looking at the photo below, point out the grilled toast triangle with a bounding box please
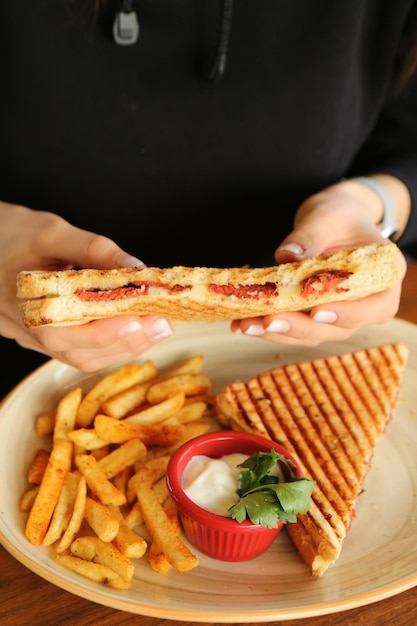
[215,343,408,576]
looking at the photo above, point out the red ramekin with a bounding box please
[166,430,304,562]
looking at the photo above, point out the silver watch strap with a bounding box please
[351,176,399,239]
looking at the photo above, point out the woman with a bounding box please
[1,0,416,396]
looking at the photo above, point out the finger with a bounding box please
[311,285,402,329]
[231,280,401,346]
[33,217,144,270]
[29,316,172,371]
[231,313,355,345]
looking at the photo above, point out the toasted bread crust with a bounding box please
[215,343,408,576]
[16,243,399,327]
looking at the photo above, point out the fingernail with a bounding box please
[313,310,338,323]
[265,319,290,333]
[278,243,305,256]
[116,253,145,268]
[147,318,172,342]
[119,320,143,337]
[244,322,265,336]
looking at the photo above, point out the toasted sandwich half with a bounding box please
[16,243,399,327]
[215,343,408,576]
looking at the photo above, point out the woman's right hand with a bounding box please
[0,201,173,372]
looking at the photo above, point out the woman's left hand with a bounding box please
[231,179,408,346]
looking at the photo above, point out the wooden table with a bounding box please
[2,263,417,626]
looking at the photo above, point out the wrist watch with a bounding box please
[351,176,399,239]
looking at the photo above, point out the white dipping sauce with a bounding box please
[182,453,248,515]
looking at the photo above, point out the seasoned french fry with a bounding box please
[124,391,185,425]
[77,363,149,427]
[112,466,132,496]
[54,387,82,441]
[97,438,147,479]
[108,506,147,558]
[147,541,171,574]
[52,552,130,590]
[70,536,135,583]
[101,381,151,419]
[35,413,55,436]
[84,497,119,542]
[56,476,87,552]
[176,419,211,443]
[67,428,109,451]
[27,449,50,484]
[91,445,111,461]
[124,501,143,530]
[163,401,207,425]
[25,438,73,545]
[134,456,199,572]
[19,486,40,512]
[127,469,169,505]
[147,495,180,574]
[161,354,204,377]
[94,414,185,446]
[75,454,127,506]
[43,472,80,546]
[146,373,211,404]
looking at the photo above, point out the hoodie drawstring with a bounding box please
[113,0,234,81]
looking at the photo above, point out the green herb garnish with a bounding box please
[228,449,315,528]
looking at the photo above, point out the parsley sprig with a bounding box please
[228,449,315,528]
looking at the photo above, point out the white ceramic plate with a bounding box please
[1,318,417,622]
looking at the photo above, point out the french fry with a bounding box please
[35,413,55,436]
[53,387,82,441]
[146,541,171,574]
[127,468,169,505]
[107,506,147,558]
[75,453,127,506]
[70,536,135,583]
[101,381,151,419]
[146,373,211,404]
[52,552,130,590]
[124,391,185,425]
[134,456,199,572]
[147,495,180,574]
[97,438,147,479]
[84,497,119,542]
[27,449,50,484]
[77,363,150,427]
[43,472,80,546]
[67,428,109,451]
[56,476,87,552]
[124,501,143,530]
[91,445,111,461]
[94,414,185,446]
[160,354,204,377]
[163,401,207,425]
[19,486,40,512]
[25,438,73,545]
[176,419,211,443]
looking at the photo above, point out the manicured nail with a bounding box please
[119,321,143,337]
[116,253,145,268]
[312,310,338,323]
[147,318,172,342]
[278,243,305,256]
[244,323,265,336]
[265,319,290,333]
